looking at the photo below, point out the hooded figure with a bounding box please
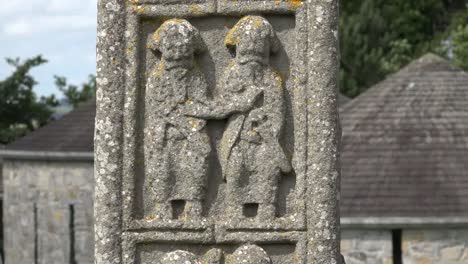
[159,250,201,264]
[231,244,272,264]
[219,16,292,220]
[144,19,210,220]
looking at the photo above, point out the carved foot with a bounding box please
[184,200,203,219]
[148,202,171,220]
[258,204,276,220]
[226,204,243,220]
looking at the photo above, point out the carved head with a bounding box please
[159,250,201,264]
[231,244,272,264]
[225,16,280,65]
[149,19,205,69]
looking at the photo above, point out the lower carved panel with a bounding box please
[136,243,299,264]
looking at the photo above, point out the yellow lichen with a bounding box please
[189,4,203,14]
[225,16,270,46]
[292,254,298,262]
[251,16,263,28]
[133,4,145,13]
[227,60,235,69]
[248,129,258,135]
[188,119,199,128]
[384,258,393,264]
[414,257,431,264]
[54,211,65,219]
[287,0,302,9]
[153,62,164,76]
[225,24,241,46]
[225,255,233,264]
[152,18,187,44]
[68,190,77,199]
[273,69,283,90]
[152,28,162,43]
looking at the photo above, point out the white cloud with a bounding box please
[0,0,97,97]
[3,19,30,35]
[3,15,96,36]
[47,0,84,12]
[1,0,97,36]
[0,1,22,14]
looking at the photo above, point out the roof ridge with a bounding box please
[340,53,468,114]
[5,99,96,152]
[398,53,462,74]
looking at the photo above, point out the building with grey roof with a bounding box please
[1,100,95,264]
[3,54,468,264]
[340,54,468,264]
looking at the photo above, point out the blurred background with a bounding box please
[1,0,468,263]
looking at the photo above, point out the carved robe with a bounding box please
[146,65,211,205]
[219,62,291,205]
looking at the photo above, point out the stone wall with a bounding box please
[3,160,94,264]
[403,229,468,264]
[5,158,468,264]
[341,229,393,264]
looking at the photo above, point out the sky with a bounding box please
[0,0,97,97]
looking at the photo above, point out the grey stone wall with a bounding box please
[403,229,468,264]
[341,230,393,264]
[3,160,94,264]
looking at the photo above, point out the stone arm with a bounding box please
[184,87,263,119]
[256,72,285,141]
[267,87,285,140]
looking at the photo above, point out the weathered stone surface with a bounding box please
[341,230,393,264]
[403,229,468,264]
[3,160,94,264]
[96,0,340,263]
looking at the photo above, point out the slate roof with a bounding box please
[6,92,348,154]
[6,99,95,152]
[338,93,351,106]
[340,54,468,218]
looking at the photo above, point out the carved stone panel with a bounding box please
[96,0,340,263]
[136,243,300,264]
[125,14,305,233]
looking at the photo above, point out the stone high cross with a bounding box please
[95,0,341,263]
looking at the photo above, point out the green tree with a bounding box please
[0,56,58,144]
[339,0,466,97]
[54,74,96,108]
[441,9,468,70]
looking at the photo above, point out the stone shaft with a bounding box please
[95,0,341,263]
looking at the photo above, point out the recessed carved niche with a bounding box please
[122,14,307,232]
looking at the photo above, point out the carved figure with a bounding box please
[159,250,201,264]
[159,249,223,264]
[219,16,292,220]
[145,19,210,220]
[201,248,223,264]
[231,244,272,264]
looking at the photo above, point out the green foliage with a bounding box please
[444,9,468,70]
[54,74,96,108]
[452,25,468,69]
[0,56,58,144]
[340,0,466,97]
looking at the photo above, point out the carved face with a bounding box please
[151,19,203,70]
[237,32,270,65]
[225,16,278,66]
[160,31,195,69]
[159,250,201,264]
[231,245,272,264]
